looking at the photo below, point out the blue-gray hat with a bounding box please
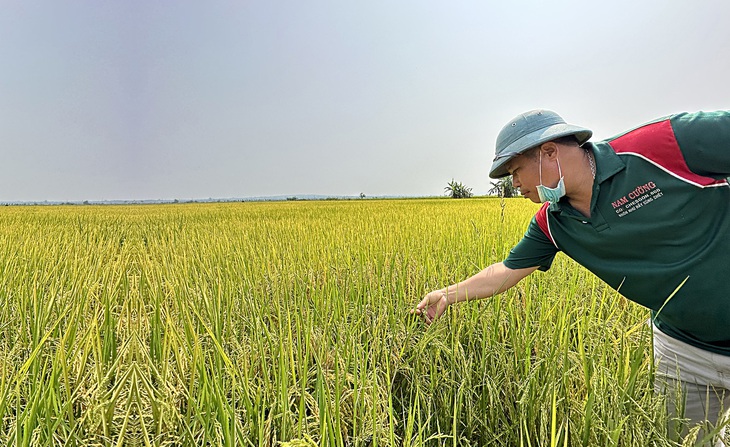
[489,109,592,178]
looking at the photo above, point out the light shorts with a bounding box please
[653,323,730,387]
[652,322,730,445]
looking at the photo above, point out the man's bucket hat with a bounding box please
[489,109,592,178]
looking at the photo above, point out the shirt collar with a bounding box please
[589,141,625,183]
[546,141,625,214]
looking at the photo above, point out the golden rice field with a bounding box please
[0,198,687,446]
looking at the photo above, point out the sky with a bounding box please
[1,1,729,202]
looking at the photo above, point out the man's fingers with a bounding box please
[411,305,431,325]
[414,291,447,326]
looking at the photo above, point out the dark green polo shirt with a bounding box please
[504,111,730,355]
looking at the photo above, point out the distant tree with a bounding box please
[360,192,366,199]
[444,179,473,199]
[488,176,518,198]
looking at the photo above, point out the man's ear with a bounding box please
[539,142,559,160]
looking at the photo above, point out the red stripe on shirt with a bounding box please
[535,202,554,245]
[609,119,726,187]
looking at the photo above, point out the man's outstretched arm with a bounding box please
[413,262,538,325]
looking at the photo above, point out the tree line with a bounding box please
[444,177,518,198]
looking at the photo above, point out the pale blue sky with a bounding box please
[1,1,728,201]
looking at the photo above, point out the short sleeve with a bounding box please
[671,111,730,178]
[503,215,560,271]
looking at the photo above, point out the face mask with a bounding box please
[535,151,565,203]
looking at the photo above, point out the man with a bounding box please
[414,109,730,443]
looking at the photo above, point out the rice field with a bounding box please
[0,198,693,446]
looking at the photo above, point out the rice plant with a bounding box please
[0,199,691,446]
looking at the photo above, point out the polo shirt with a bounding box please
[503,111,730,355]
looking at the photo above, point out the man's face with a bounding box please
[506,152,541,203]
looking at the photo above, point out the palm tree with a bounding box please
[488,177,518,198]
[444,179,473,198]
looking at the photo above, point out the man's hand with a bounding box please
[412,290,450,325]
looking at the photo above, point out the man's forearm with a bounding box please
[440,262,537,304]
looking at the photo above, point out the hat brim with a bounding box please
[488,124,592,179]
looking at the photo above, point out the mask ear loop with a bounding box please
[539,148,563,186]
[556,156,562,179]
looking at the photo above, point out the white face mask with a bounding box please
[536,150,565,203]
